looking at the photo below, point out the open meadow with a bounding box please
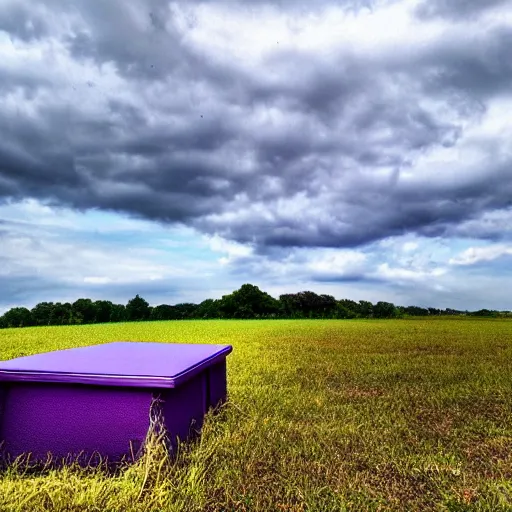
[0,318,511,511]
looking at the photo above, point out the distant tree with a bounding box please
[148,303,199,320]
[1,307,33,328]
[3,284,509,328]
[173,303,199,319]
[194,299,222,319]
[373,301,398,319]
[150,304,176,321]
[395,306,406,318]
[219,292,242,318]
[444,308,463,316]
[220,284,279,319]
[31,302,55,326]
[110,304,127,323]
[279,294,304,318]
[72,298,97,324]
[94,300,114,324]
[358,300,374,318]
[337,299,360,318]
[50,302,73,325]
[317,294,337,318]
[279,292,343,318]
[297,291,323,318]
[126,295,150,321]
[404,306,429,317]
[335,302,357,319]
[469,309,497,318]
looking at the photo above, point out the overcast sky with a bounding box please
[1,0,512,313]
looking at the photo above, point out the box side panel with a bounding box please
[160,371,208,447]
[207,359,228,410]
[0,384,7,443]
[0,383,152,463]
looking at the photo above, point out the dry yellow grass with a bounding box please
[0,318,511,511]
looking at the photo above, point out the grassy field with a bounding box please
[0,318,511,511]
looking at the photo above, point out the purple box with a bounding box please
[0,342,232,464]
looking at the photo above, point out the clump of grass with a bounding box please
[0,318,512,510]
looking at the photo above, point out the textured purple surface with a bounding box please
[1,384,152,462]
[0,342,232,388]
[0,342,232,463]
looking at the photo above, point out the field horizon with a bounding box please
[0,318,511,511]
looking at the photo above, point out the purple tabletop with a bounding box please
[0,342,232,388]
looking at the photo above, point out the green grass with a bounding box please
[1,318,512,511]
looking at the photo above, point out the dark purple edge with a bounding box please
[0,345,233,389]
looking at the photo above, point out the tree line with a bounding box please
[0,284,510,329]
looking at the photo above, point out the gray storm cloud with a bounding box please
[1,0,512,249]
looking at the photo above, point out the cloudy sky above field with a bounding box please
[1,0,512,313]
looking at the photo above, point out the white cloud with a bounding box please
[402,241,419,252]
[374,262,447,283]
[83,276,113,285]
[305,250,367,276]
[204,234,254,265]
[0,231,181,284]
[449,244,512,266]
